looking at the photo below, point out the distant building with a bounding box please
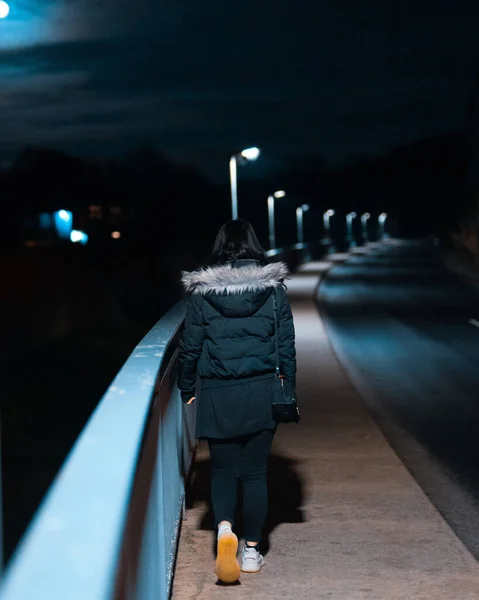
[23,205,132,247]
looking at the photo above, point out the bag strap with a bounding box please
[272,289,280,375]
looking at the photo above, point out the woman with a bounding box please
[178,219,296,583]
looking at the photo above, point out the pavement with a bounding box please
[171,243,479,600]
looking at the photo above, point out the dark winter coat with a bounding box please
[178,259,296,439]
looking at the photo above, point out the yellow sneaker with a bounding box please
[215,526,240,583]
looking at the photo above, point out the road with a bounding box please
[319,239,479,557]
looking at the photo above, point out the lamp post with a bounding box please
[379,213,388,238]
[346,212,357,238]
[323,209,335,232]
[267,190,285,250]
[229,146,261,220]
[296,204,310,245]
[361,212,371,238]
[323,209,335,243]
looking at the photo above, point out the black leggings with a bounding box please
[208,428,275,543]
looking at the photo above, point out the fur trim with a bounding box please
[181,262,289,295]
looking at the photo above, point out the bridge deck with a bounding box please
[171,260,479,600]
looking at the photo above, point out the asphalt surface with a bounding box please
[319,239,479,557]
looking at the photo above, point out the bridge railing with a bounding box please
[0,301,195,600]
[0,243,321,600]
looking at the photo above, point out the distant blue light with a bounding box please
[70,230,88,245]
[54,210,73,239]
[39,213,52,230]
[58,210,71,223]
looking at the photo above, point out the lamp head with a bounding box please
[0,1,10,19]
[240,147,261,161]
[274,190,286,198]
[70,230,88,245]
[58,209,71,222]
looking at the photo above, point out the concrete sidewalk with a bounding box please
[172,260,479,600]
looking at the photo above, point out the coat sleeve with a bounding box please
[178,295,206,403]
[277,286,297,388]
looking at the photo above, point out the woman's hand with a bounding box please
[187,397,196,405]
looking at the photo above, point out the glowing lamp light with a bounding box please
[111,231,121,239]
[54,210,73,240]
[70,230,88,245]
[240,147,260,161]
[379,212,388,224]
[274,190,286,198]
[361,212,371,223]
[301,204,310,211]
[325,209,335,217]
[0,1,10,19]
[58,209,71,222]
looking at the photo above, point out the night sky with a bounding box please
[1,0,479,180]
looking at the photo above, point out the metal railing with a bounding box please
[0,242,322,600]
[0,301,195,600]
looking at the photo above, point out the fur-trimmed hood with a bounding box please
[181,261,289,295]
[181,261,289,318]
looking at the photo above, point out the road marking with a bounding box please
[469,319,479,328]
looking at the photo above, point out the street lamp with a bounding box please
[323,209,335,236]
[229,146,261,220]
[268,190,286,250]
[296,204,310,245]
[361,212,371,238]
[378,213,388,238]
[346,212,357,238]
[240,147,261,161]
[0,2,10,19]
[70,230,89,245]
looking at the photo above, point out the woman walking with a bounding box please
[178,219,296,583]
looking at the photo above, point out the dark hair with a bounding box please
[211,219,268,265]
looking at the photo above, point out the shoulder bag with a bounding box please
[271,290,300,423]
